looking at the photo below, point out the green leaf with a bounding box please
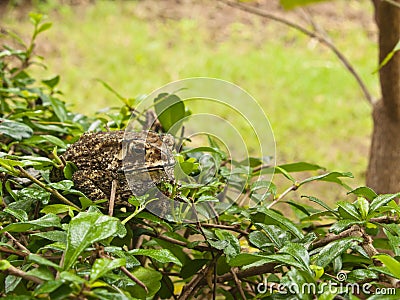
[254,223,291,248]
[3,207,28,222]
[299,171,353,188]
[274,166,295,182]
[384,228,400,256]
[154,93,185,134]
[369,193,400,213]
[278,162,325,172]
[90,258,126,283]
[329,219,363,234]
[40,204,77,215]
[18,186,51,205]
[5,274,21,293]
[180,146,227,159]
[281,268,311,300]
[337,201,361,220]
[279,242,310,272]
[63,161,78,180]
[355,197,369,220]
[285,200,312,216]
[248,230,274,249]
[315,237,362,268]
[59,270,86,284]
[254,207,304,239]
[42,75,60,89]
[0,118,33,140]
[264,253,306,270]
[229,253,268,267]
[37,22,52,34]
[40,134,67,148]
[373,254,400,279]
[48,180,74,190]
[63,212,121,270]
[180,259,208,279]
[48,96,67,122]
[0,260,11,270]
[215,229,241,262]
[280,0,329,9]
[129,267,162,298]
[347,269,378,282]
[31,230,67,243]
[34,280,63,296]
[29,12,43,25]
[28,254,61,270]
[26,266,54,281]
[0,213,61,233]
[129,249,182,266]
[347,186,377,201]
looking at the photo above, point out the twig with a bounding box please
[120,266,148,293]
[178,266,209,300]
[5,264,43,284]
[0,246,29,257]
[0,227,30,253]
[199,263,276,285]
[142,231,219,252]
[218,0,375,105]
[312,225,362,248]
[370,215,399,223]
[202,223,248,236]
[99,251,148,293]
[0,246,62,260]
[17,166,80,210]
[230,268,246,300]
[267,184,298,209]
[191,199,217,300]
[252,164,273,173]
[108,179,117,216]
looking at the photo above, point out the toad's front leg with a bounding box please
[72,170,114,201]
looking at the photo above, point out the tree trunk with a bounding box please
[366,0,400,193]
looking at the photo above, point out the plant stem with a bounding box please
[17,166,80,210]
[219,0,375,105]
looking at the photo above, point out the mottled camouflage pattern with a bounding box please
[60,131,175,203]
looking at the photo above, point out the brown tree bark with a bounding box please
[367,0,400,193]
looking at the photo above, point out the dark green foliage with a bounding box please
[0,13,399,300]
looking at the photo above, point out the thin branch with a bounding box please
[108,179,117,216]
[267,184,298,209]
[120,266,148,293]
[312,225,362,248]
[370,215,399,223]
[142,231,219,253]
[202,223,248,235]
[99,251,148,293]
[252,164,273,173]
[0,227,30,253]
[230,268,246,300]
[0,246,29,257]
[219,0,375,105]
[178,265,209,300]
[199,263,276,285]
[5,264,43,284]
[17,167,80,210]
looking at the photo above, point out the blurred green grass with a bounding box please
[3,0,378,193]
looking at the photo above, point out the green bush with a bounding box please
[0,13,399,300]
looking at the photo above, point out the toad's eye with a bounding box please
[128,144,145,156]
